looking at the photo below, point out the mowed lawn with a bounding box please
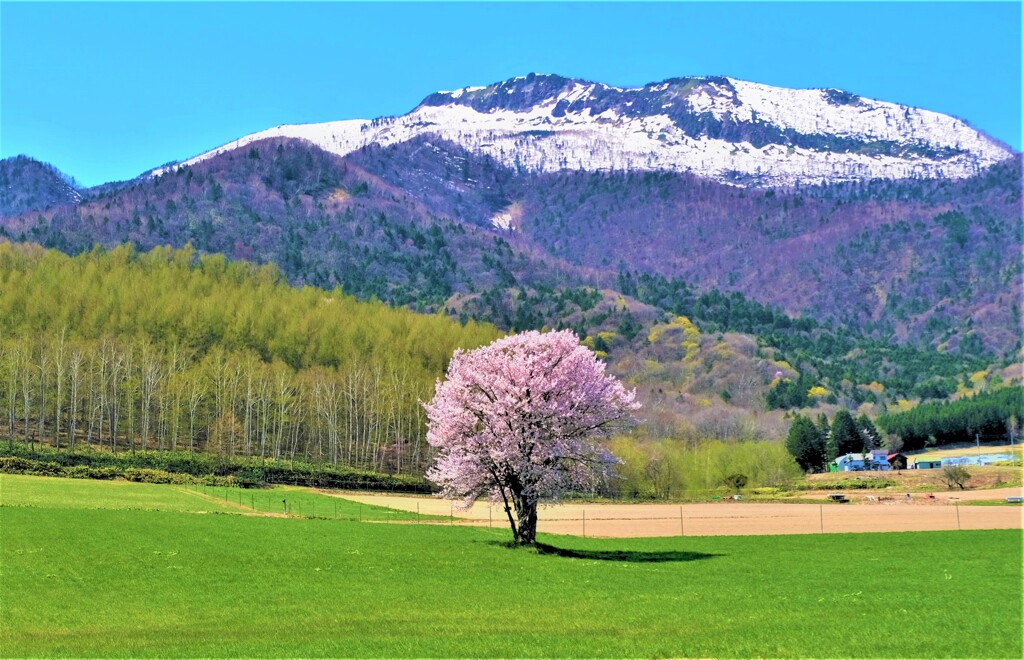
[1,475,1021,658]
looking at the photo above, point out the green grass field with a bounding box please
[181,482,440,521]
[0,474,240,513]
[1,475,1021,658]
[0,474,435,522]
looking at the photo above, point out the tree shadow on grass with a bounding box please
[483,539,721,563]
[534,542,721,563]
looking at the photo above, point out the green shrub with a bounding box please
[0,456,63,477]
[123,468,175,484]
[0,442,430,492]
[63,465,121,480]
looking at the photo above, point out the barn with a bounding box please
[887,453,907,470]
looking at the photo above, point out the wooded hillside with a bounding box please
[0,242,500,473]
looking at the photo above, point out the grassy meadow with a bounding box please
[1,474,1021,658]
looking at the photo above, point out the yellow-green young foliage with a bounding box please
[0,243,499,371]
[0,243,502,473]
[648,316,700,360]
[608,436,802,499]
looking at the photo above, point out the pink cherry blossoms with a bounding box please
[423,329,639,544]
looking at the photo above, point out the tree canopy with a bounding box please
[423,330,638,544]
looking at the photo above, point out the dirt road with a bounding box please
[332,489,1023,538]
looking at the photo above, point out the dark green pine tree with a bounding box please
[856,413,882,452]
[831,409,861,457]
[785,414,826,472]
[818,413,836,463]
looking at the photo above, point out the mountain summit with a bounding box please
[151,73,1013,187]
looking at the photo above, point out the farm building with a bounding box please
[940,454,1015,467]
[911,454,1015,469]
[830,452,891,472]
[887,453,907,470]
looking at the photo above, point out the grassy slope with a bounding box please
[0,474,238,514]
[802,465,1022,493]
[182,482,442,521]
[0,475,431,522]
[1,476,1021,658]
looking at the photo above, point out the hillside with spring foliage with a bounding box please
[0,243,500,473]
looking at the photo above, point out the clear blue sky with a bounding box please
[1,2,1020,187]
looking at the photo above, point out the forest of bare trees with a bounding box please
[0,243,500,474]
[1,335,443,472]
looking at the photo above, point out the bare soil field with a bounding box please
[333,488,1023,538]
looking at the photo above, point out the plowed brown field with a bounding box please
[332,487,1023,538]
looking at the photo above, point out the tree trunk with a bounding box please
[510,491,538,545]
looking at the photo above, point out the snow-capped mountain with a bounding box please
[151,73,1014,187]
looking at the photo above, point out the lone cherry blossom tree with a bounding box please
[423,330,639,544]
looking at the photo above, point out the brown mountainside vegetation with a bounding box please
[2,140,1019,357]
[0,140,1018,429]
[0,156,80,218]
[344,139,1022,355]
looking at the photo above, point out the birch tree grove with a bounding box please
[0,242,501,473]
[0,334,460,472]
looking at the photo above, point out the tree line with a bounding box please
[609,435,803,498]
[784,410,882,473]
[876,386,1022,451]
[0,242,500,473]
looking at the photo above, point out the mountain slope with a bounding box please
[0,138,578,307]
[151,73,1014,187]
[4,136,1020,357]
[0,156,81,217]
[342,138,1022,355]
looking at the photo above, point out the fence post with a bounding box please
[450,503,453,526]
[956,503,961,531]
[680,506,684,536]
[417,502,420,524]
[819,504,824,534]
[582,509,586,538]
[489,505,492,528]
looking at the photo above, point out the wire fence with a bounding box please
[180,483,1022,537]
[427,501,1022,537]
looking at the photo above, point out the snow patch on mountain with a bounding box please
[150,75,1014,187]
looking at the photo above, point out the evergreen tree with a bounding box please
[830,409,861,457]
[816,413,831,442]
[785,414,825,472]
[816,412,837,463]
[856,413,882,452]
